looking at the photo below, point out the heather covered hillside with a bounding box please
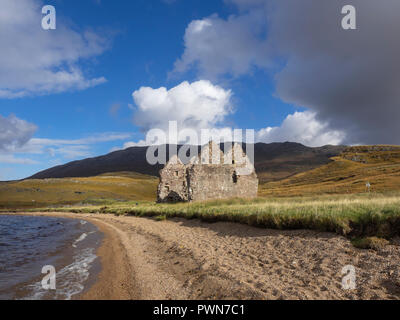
[28,142,345,184]
[260,146,400,197]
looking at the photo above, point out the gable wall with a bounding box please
[187,165,258,202]
[157,164,188,202]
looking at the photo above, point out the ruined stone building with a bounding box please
[157,141,258,202]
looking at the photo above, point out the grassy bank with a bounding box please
[11,192,400,241]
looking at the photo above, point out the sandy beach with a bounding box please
[6,212,400,300]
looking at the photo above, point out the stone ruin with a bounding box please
[157,141,259,202]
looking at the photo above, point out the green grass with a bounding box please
[0,172,158,209]
[154,215,167,221]
[351,237,390,250]
[3,146,400,246]
[10,192,400,241]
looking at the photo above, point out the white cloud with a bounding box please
[0,0,109,98]
[173,13,269,80]
[0,155,38,165]
[15,132,133,156]
[29,133,133,148]
[122,140,148,148]
[130,80,345,147]
[132,80,233,133]
[0,113,132,164]
[257,111,345,147]
[109,140,148,152]
[0,114,37,151]
[54,145,91,159]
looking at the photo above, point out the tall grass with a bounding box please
[20,192,400,239]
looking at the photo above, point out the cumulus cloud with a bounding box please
[0,114,37,151]
[0,0,109,98]
[173,12,269,80]
[257,111,345,147]
[129,80,343,147]
[175,0,400,145]
[132,80,233,133]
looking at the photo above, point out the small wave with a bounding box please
[23,248,97,300]
[72,233,87,248]
[80,220,87,225]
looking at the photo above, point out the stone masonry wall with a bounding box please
[157,142,259,203]
[157,159,189,203]
[186,165,258,202]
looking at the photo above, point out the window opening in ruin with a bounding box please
[232,171,238,183]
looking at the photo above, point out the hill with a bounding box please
[0,172,158,209]
[28,142,345,184]
[3,144,400,209]
[260,145,400,196]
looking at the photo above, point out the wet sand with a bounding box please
[5,212,400,300]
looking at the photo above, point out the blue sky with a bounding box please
[1,0,399,180]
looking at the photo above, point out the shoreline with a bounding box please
[2,212,400,300]
[77,214,137,300]
[0,212,137,300]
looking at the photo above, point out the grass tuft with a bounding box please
[154,215,167,221]
[351,237,390,250]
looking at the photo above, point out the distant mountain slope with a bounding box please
[260,145,400,196]
[28,142,346,183]
[254,143,345,182]
[30,146,159,179]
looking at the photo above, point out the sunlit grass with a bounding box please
[15,192,400,240]
[260,146,400,197]
[3,146,400,242]
[0,172,158,208]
